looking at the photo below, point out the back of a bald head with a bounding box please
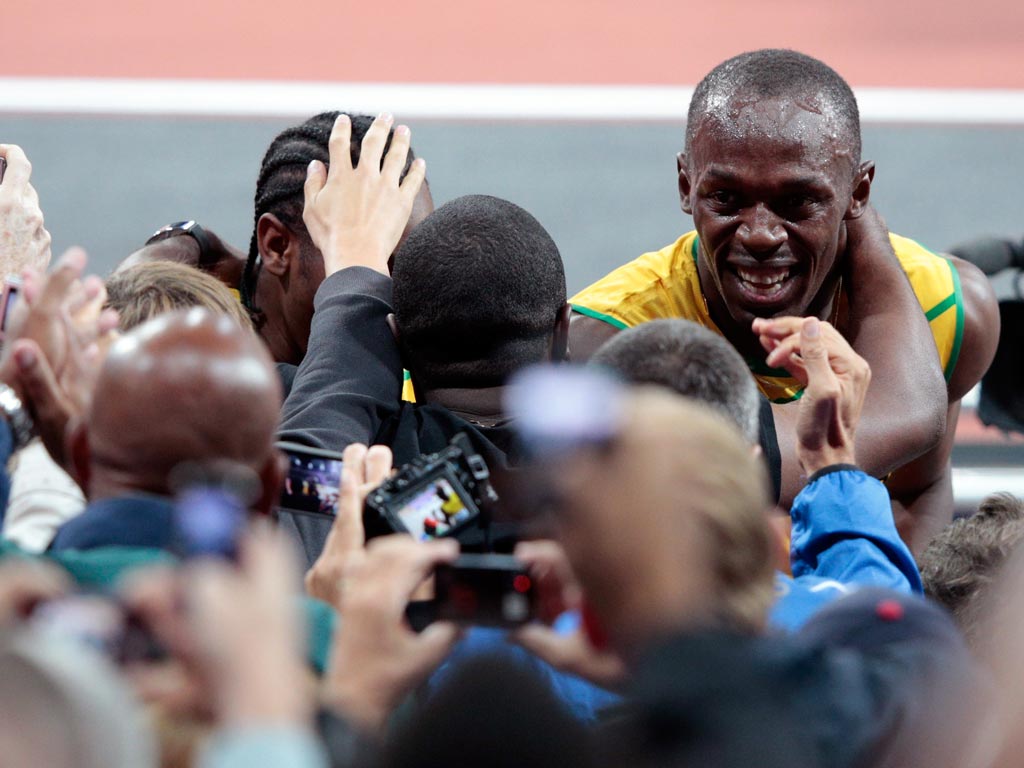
[88,308,282,488]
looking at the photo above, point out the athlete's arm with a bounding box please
[885,258,999,552]
[569,312,621,362]
[765,209,948,504]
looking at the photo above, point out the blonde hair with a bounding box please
[622,388,775,633]
[105,262,252,332]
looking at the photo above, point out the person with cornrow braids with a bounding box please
[121,112,435,375]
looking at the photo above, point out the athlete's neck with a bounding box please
[254,280,304,366]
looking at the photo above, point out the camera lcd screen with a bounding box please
[280,446,343,515]
[394,474,475,541]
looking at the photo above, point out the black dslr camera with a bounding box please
[363,433,498,543]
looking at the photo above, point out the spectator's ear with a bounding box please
[66,418,91,495]
[253,448,287,518]
[550,303,572,363]
[256,213,299,277]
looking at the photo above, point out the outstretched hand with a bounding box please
[323,535,460,732]
[302,113,426,277]
[753,316,871,475]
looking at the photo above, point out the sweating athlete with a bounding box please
[570,50,999,553]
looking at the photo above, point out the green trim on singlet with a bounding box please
[771,388,805,405]
[571,304,630,330]
[403,369,411,381]
[691,236,701,262]
[944,258,965,383]
[924,292,957,322]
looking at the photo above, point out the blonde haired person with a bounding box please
[105,261,253,332]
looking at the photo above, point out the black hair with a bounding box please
[391,194,566,389]
[686,49,861,166]
[240,111,415,318]
[590,319,761,444]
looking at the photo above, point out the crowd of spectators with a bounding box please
[0,47,1020,767]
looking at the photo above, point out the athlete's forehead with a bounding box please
[688,93,857,184]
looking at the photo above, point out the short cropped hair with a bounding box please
[686,49,862,166]
[590,319,760,444]
[105,261,253,332]
[919,493,1024,646]
[391,195,566,388]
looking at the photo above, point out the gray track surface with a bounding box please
[1,116,1021,292]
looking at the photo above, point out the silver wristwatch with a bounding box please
[0,383,35,452]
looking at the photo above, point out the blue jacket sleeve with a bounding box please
[790,466,923,595]
[276,268,403,450]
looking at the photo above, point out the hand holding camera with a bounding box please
[324,534,461,731]
[304,442,394,607]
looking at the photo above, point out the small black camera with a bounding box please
[363,433,498,542]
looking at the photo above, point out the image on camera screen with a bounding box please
[397,477,474,540]
[281,451,342,515]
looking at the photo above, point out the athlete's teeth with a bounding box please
[738,268,789,286]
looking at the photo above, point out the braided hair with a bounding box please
[240,111,416,320]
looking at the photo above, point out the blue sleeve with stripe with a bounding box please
[790,467,923,595]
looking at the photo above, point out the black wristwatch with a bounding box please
[145,221,214,267]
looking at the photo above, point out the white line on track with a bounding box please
[2,78,1024,124]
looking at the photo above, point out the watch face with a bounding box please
[148,221,196,242]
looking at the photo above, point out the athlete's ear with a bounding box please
[677,152,694,215]
[257,213,299,277]
[844,161,875,220]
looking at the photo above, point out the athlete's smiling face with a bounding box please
[679,94,871,330]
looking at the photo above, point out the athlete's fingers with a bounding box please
[751,316,804,340]
[765,334,803,370]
